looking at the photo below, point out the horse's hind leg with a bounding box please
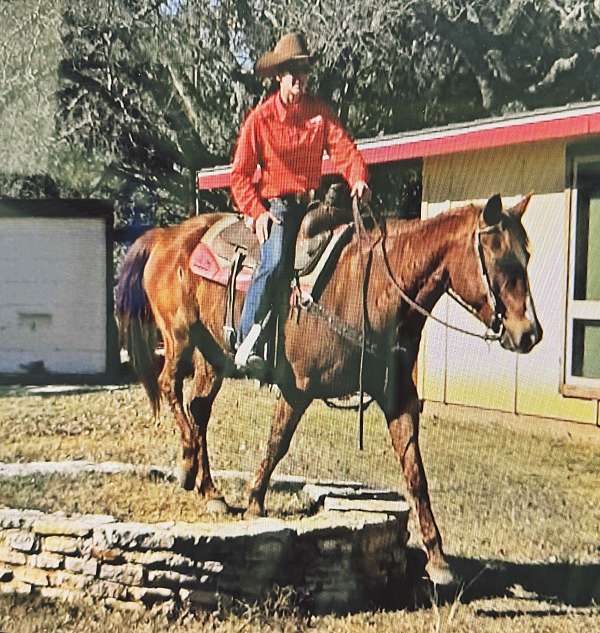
[384,390,455,586]
[158,329,199,491]
[188,350,223,499]
[246,393,310,517]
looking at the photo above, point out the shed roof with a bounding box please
[197,101,600,191]
[0,199,113,220]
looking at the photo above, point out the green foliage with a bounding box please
[4,1,600,224]
[0,174,60,199]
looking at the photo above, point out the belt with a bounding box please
[278,191,312,206]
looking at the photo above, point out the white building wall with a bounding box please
[0,217,107,374]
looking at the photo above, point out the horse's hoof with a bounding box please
[426,560,458,586]
[243,503,265,519]
[176,463,197,491]
[206,498,230,516]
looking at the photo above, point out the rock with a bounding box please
[147,569,199,589]
[64,556,98,576]
[0,566,13,581]
[124,550,197,573]
[323,497,410,517]
[29,552,63,569]
[40,586,79,602]
[0,579,32,595]
[12,566,49,586]
[49,570,95,590]
[99,563,144,586]
[43,536,80,555]
[88,580,128,600]
[8,531,39,553]
[94,523,175,551]
[128,586,174,605]
[33,518,93,538]
[0,545,27,566]
[0,508,45,530]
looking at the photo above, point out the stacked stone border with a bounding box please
[0,462,410,614]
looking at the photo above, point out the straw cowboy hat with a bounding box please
[255,32,314,78]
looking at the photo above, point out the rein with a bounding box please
[352,196,375,450]
[379,221,505,342]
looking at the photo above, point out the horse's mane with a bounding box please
[384,202,529,256]
[385,204,480,241]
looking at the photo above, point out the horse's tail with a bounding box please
[115,230,162,416]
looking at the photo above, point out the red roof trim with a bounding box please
[197,109,600,190]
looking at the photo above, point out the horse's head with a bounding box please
[451,194,543,353]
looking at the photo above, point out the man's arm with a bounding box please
[230,111,281,243]
[323,107,370,200]
[230,112,268,221]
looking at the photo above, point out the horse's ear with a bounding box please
[509,192,533,219]
[483,194,503,226]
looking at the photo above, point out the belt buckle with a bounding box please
[295,192,310,206]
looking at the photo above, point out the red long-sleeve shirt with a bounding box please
[230,92,368,219]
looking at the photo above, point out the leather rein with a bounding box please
[300,206,506,354]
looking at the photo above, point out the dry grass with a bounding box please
[0,471,309,523]
[1,379,599,632]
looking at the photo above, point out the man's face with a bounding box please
[277,63,310,105]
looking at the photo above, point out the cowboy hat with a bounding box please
[255,32,314,78]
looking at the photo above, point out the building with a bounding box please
[0,199,118,383]
[196,101,600,427]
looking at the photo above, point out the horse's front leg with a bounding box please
[246,393,310,517]
[188,351,223,500]
[385,391,455,586]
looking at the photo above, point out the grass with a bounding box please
[0,471,309,523]
[1,379,600,632]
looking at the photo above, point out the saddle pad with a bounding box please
[189,214,254,291]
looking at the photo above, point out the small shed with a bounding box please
[197,101,600,428]
[0,199,117,383]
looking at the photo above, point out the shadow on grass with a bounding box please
[453,555,600,607]
[404,550,600,613]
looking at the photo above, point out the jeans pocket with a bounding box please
[268,197,288,223]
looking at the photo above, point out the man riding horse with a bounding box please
[115,31,543,587]
[231,32,371,373]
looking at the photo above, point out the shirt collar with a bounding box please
[274,92,303,122]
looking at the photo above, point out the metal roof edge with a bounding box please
[196,100,600,185]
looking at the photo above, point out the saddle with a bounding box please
[190,201,354,293]
[189,200,355,352]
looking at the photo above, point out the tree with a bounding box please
[0,0,63,176]
[5,1,600,220]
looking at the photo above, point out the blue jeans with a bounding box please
[239,197,304,343]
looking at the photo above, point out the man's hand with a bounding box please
[255,210,282,244]
[351,180,371,204]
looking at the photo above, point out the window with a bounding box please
[565,156,600,392]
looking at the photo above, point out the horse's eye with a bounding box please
[499,258,525,283]
[490,235,502,251]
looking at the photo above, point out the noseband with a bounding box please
[447,222,505,338]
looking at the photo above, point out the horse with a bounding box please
[115,193,542,585]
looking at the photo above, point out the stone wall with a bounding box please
[0,504,410,614]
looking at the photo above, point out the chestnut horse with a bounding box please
[115,193,542,585]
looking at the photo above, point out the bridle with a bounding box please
[380,218,506,343]
[300,211,508,354]
[446,222,506,340]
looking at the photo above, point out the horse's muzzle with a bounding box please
[500,318,543,353]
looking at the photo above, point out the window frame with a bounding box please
[562,153,600,397]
